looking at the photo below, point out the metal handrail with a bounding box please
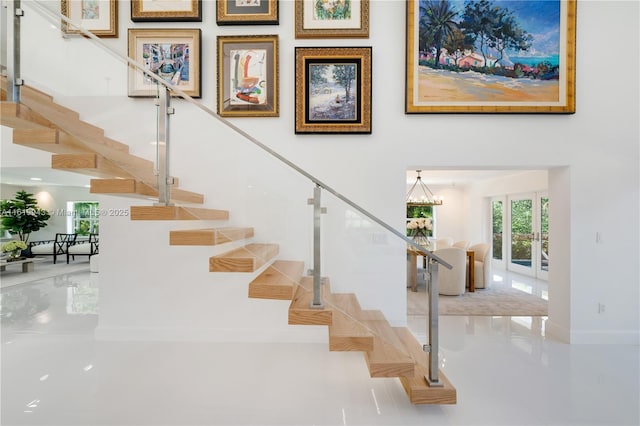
[25,0,451,269]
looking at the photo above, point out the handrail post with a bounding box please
[309,184,323,308]
[156,85,174,206]
[2,0,22,102]
[424,258,443,387]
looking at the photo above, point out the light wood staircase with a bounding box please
[1,81,456,405]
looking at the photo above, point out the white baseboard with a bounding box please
[569,330,639,345]
[541,320,638,345]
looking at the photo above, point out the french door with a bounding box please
[492,193,549,280]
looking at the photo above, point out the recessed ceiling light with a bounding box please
[30,177,42,181]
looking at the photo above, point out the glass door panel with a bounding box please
[491,198,505,270]
[507,193,548,279]
[537,194,549,280]
[509,196,534,276]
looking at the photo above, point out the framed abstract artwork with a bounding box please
[216,35,279,117]
[216,0,279,25]
[295,0,369,38]
[61,0,118,38]
[131,0,202,22]
[127,29,201,98]
[295,47,372,134]
[405,0,576,113]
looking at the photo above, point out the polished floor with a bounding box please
[1,262,638,425]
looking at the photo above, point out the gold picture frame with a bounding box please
[405,0,576,113]
[131,0,202,22]
[61,0,118,38]
[216,35,279,117]
[217,0,279,25]
[295,46,372,134]
[295,0,369,39]
[128,29,201,98]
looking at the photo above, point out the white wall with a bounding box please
[6,0,638,344]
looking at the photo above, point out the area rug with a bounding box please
[407,284,548,316]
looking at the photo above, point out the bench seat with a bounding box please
[29,233,77,264]
[67,233,99,264]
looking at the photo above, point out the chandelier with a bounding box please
[406,170,443,206]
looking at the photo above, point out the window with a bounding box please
[66,202,99,235]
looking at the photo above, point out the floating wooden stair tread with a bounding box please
[92,179,204,205]
[327,293,374,352]
[1,104,94,154]
[394,327,457,404]
[360,311,415,378]
[288,277,332,326]
[248,260,304,300]
[52,153,137,180]
[209,243,279,272]
[130,206,229,221]
[170,227,253,246]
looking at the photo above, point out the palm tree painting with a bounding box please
[407,0,576,113]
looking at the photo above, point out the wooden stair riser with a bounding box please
[130,206,229,221]
[170,228,254,246]
[52,153,136,179]
[328,310,375,352]
[209,243,279,272]
[326,293,374,352]
[288,282,332,326]
[359,312,415,378]
[394,328,457,405]
[248,260,304,300]
[91,179,204,205]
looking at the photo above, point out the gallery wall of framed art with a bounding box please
[59,0,580,131]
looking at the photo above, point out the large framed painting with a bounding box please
[406,0,577,113]
[217,0,279,25]
[131,0,202,22]
[61,0,118,37]
[295,47,372,134]
[216,35,279,117]
[295,0,369,38]
[128,29,201,98]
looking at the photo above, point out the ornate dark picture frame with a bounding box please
[295,46,372,134]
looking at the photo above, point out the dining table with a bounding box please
[406,246,474,293]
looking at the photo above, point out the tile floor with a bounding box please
[1,263,638,425]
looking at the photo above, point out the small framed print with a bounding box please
[217,0,279,25]
[295,0,369,39]
[61,0,118,38]
[131,0,202,22]
[128,29,201,98]
[216,35,279,117]
[295,47,372,134]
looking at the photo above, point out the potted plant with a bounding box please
[0,191,51,255]
[1,240,28,260]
